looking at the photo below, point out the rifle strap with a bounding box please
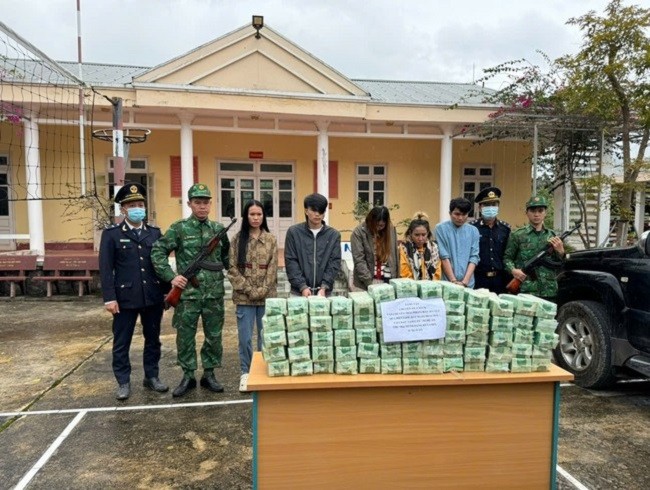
[197,260,224,272]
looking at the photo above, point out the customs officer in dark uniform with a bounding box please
[99,182,169,400]
[471,187,511,293]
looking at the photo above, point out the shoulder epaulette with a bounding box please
[499,220,511,228]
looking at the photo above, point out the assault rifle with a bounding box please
[506,221,581,295]
[164,218,237,309]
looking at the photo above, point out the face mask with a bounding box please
[126,207,146,223]
[482,206,499,219]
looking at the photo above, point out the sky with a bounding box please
[2,0,616,88]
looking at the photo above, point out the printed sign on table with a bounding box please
[381,297,446,343]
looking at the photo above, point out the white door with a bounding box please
[0,158,14,251]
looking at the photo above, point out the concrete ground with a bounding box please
[0,298,648,489]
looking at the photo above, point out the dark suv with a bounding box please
[554,230,650,388]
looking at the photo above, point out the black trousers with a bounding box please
[112,303,164,384]
[474,270,508,294]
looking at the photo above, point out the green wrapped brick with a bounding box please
[402,357,425,374]
[265,297,287,316]
[262,330,287,348]
[330,296,353,316]
[485,360,510,373]
[353,316,375,330]
[335,329,356,347]
[335,345,357,362]
[375,317,383,333]
[464,346,487,361]
[533,331,559,349]
[443,343,464,357]
[490,316,514,332]
[380,342,402,359]
[443,357,464,372]
[512,328,534,344]
[267,360,290,377]
[359,358,382,374]
[357,342,380,359]
[532,346,553,359]
[312,345,334,362]
[512,343,533,358]
[381,357,403,374]
[465,320,490,335]
[489,331,512,347]
[446,315,466,331]
[262,345,287,363]
[441,282,465,301]
[417,280,443,299]
[519,293,557,319]
[444,330,466,344]
[389,278,419,298]
[285,312,309,332]
[332,314,353,330]
[534,317,558,334]
[465,331,489,347]
[308,296,331,316]
[402,341,424,357]
[465,306,491,324]
[531,358,552,372]
[422,357,444,374]
[423,341,444,358]
[487,346,513,362]
[311,330,334,347]
[313,361,335,374]
[287,329,310,348]
[445,300,465,316]
[291,360,314,376]
[335,360,358,375]
[309,315,333,332]
[513,314,535,330]
[356,328,378,344]
[489,296,515,317]
[464,289,492,308]
[510,357,532,373]
[512,295,538,317]
[464,361,486,372]
[288,345,311,363]
[286,296,308,316]
[262,315,286,333]
[367,283,396,303]
[348,291,375,317]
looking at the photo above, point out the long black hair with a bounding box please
[238,199,269,271]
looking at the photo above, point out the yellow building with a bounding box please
[0,19,533,253]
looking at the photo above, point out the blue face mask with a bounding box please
[126,207,146,223]
[482,206,499,219]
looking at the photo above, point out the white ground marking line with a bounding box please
[14,410,88,490]
[0,398,253,418]
[560,383,575,387]
[557,465,590,490]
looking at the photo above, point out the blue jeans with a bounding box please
[236,304,265,374]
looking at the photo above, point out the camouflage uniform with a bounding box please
[151,215,230,377]
[503,224,561,299]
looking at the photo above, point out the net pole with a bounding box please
[112,98,125,217]
[77,0,86,195]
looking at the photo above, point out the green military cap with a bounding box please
[525,195,549,209]
[188,183,211,199]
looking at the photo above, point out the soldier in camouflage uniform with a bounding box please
[151,183,230,397]
[503,195,565,300]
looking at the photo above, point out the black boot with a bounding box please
[143,377,169,393]
[116,382,131,401]
[172,377,196,397]
[200,371,224,393]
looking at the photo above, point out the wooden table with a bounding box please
[248,352,573,489]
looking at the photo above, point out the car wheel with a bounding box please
[554,300,616,389]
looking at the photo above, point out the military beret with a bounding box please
[475,186,501,204]
[525,195,549,209]
[188,183,211,199]
[115,182,146,204]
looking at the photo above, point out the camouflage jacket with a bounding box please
[151,215,230,299]
[227,230,278,306]
[503,224,561,298]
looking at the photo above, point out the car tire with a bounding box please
[554,300,616,389]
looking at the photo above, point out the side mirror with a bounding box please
[639,230,650,256]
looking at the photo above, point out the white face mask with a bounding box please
[482,206,499,219]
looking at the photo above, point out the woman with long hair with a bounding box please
[350,206,400,290]
[227,200,277,391]
[399,211,441,281]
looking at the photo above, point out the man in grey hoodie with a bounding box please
[284,193,341,296]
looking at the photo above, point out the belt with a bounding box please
[478,271,499,278]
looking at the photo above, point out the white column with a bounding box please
[597,139,613,247]
[179,114,194,219]
[23,114,45,255]
[634,188,645,239]
[439,126,453,223]
[316,121,330,222]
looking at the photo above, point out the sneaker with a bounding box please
[239,373,249,392]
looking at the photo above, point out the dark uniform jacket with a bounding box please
[471,218,511,274]
[99,222,168,309]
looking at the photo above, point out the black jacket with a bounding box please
[284,221,341,295]
[99,222,168,309]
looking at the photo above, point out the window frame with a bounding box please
[355,163,388,206]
